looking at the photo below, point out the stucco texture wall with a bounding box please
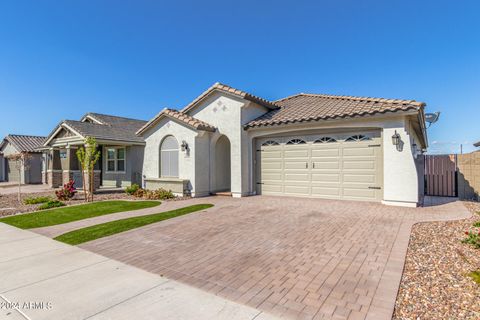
[102,145,144,187]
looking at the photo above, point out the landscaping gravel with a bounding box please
[393,201,480,320]
[0,191,135,217]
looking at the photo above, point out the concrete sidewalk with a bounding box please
[0,223,277,320]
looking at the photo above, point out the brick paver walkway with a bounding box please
[33,196,470,320]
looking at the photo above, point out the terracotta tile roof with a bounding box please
[1,134,46,153]
[181,82,279,113]
[245,93,426,129]
[137,108,216,135]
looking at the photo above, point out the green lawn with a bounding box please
[55,204,214,245]
[1,201,161,229]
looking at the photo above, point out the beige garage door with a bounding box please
[7,159,21,183]
[256,131,383,201]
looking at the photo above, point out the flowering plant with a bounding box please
[462,229,480,249]
[55,180,77,201]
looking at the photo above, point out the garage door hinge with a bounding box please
[368,186,381,189]
[256,182,264,185]
[368,144,381,147]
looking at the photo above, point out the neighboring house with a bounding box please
[0,134,46,184]
[137,82,428,207]
[41,113,146,189]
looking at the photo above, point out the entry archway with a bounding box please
[214,135,231,192]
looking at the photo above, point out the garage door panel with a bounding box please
[284,173,309,181]
[262,173,283,181]
[284,149,309,158]
[311,148,340,157]
[261,151,282,158]
[261,161,282,170]
[284,161,308,169]
[311,187,341,197]
[284,185,310,194]
[343,160,375,170]
[262,184,283,193]
[312,161,340,169]
[343,174,375,183]
[343,147,375,157]
[311,173,341,182]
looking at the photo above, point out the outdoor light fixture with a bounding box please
[391,131,401,146]
[181,140,188,152]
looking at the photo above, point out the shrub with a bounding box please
[131,188,175,200]
[473,221,480,228]
[56,180,77,201]
[125,184,140,195]
[132,188,146,198]
[24,196,53,205]
[462,229,480,249]
[38,200,66,210]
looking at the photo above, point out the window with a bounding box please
[286,139,306,145]
[345,134,371,142]
[314,137,337,143]
[262,140,279,146]
[160,136,179,177]
[106,147,126,172]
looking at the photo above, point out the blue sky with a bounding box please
[1,0,479,154]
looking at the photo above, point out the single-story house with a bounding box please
[41,113,146,189]
[137,82,428,207]
[0,134,46,184]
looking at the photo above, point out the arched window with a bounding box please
[314,137,337,143]
[262,140,279,146]
[160,136,179,177]
[345,134,371,142]
[286,139,306,145]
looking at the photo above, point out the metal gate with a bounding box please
[424,154,457,197]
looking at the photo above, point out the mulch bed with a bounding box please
[393,201,480,319]
[0,191,136,217]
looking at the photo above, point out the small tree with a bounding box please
[76,137,100,202]
[7,152,32,203]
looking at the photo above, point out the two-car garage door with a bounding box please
[256,131,383,201]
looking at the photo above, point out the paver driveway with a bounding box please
[40,196,470,320]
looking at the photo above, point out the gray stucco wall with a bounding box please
[102,145,144,187]
[0,140,43,184]
[0,154,4,181]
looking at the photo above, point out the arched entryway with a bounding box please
[214,135,231,192]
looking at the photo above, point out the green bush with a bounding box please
[24,196,53,205]
[125,184,140,195]
[462,229,480,249]
[144,188,175,200]
[131,187,175,200]
[38,200,66,211]
[473,221,480,228]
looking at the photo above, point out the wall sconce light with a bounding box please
[181,140,188,152]
[391,131,401,146]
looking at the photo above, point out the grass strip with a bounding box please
[1,201,161,229]
[54,204,214,245]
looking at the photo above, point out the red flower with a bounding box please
[465,231,469,235]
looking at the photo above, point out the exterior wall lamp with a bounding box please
[391,131,401,146]
[181,140,188,152]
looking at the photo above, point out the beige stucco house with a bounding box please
[138,83,428,207]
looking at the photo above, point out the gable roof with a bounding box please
[45,113,147,146]
[181,82,279,113]
[1,134,46,153]
[244,93,426,129]
[137,108,216,135]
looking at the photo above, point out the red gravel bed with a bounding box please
[393,201,480,319]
